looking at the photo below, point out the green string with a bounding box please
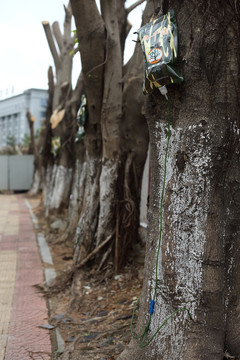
[153,97,171,302]
[130,98,192,348]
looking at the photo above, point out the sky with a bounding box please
[0,0,146,100]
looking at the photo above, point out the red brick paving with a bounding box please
[2,195,52,360]
[0,235,18,252]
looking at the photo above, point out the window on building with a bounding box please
[40,98,47,107]
[40,111,46,119]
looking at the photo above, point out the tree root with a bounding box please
[75,231,115,269]
[42,232,115,296]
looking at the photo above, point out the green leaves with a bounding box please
[69,30,79,57]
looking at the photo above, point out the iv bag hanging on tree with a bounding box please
[138,10,183,94]
[75,94,87,143]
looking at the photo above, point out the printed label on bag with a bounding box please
[147,48,163,64]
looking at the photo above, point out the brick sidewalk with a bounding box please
[0,194,52,360]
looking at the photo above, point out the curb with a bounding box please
[25,199,65,354]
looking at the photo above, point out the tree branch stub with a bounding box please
[126,0,146,15]
[42,21,61,70]
[52,21,63,52]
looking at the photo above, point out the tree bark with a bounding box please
[96,0,122,248]
[70,0,149,272]
[42,3,78,214]
[27,109,42,196]
[70,0,105,260]
[119,0,240,359]
[42,3,74,110]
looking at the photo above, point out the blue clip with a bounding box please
[149,300,155,315]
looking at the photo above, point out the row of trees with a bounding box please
[31,0,149,272]
[31,0,240,359]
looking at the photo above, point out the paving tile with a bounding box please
[0,194,52,360]
[0,242,18,252]
[0,250,17,360]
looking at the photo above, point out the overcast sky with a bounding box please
[0,0,145,100]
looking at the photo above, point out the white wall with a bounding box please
[0,155,34,190]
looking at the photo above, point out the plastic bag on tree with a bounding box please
[138,10,183,94]
[75,94,87,143]
[51,136,61,157]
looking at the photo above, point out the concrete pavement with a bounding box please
[0,194,52,360]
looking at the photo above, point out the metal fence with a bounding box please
[0,155,34,191]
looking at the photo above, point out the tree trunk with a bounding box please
[42,3,73,110]
[69,0,104,261]
[42,3,78,215]
[96,0,122,250]
[26,109,42,196]
[64,75,85,232]
[70,0,149,272]
[119,0,240,359]
[28,64,56,197]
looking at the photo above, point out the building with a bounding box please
[0,88,48,149]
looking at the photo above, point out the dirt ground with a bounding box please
[28,195,145,360]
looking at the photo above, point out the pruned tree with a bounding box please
[26,109,41,196]
[42,3,78,214]
[119,0,240,359]
[42,3,73,109]
[28,66,55,197]
[69,0,149,274]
